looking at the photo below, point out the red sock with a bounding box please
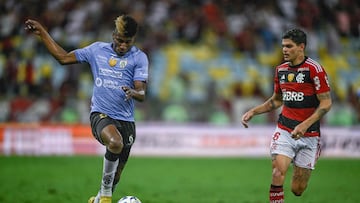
[269,184,284,203]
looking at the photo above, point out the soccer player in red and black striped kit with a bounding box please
[241,28,332,202]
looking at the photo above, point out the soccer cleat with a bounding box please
[88,196,96,203]
[88,196,98,203]
[99,196,112,203]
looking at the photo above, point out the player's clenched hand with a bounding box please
[122,86,135,101]
[24,19,44,35]
[291,124,306,140]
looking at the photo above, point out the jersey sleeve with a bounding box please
[273,66,281,94]
[74,42,97,63]
[310,65,331,94]
[133,52,149,82]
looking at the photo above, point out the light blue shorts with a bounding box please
[270,126,321,170]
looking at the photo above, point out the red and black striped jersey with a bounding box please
[274,57,330,137]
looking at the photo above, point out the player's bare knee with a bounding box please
[108,137,124,153]
[272,168,283,179]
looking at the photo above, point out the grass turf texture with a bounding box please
[0,156,359,203]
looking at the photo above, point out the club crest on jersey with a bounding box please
[296,72,305,83]
[287,73,295,82]
[119,59,127,69]
[108,57,117,67]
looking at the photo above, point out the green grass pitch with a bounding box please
[0,156,359,203]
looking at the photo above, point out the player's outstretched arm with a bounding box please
[241,92,283,128]
[25,19,77,65]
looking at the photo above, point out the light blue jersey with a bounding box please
[74,42,148,121]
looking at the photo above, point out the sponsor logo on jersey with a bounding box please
[99,68,123,78]
[103,79,122,89]
[95,77,122,90]
[282,91,304,101]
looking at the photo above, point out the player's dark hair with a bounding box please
[282,29,307,46]
[115,15,138,37]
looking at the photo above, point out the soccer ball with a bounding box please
[117,196,142,203]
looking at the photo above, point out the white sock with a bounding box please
[94,191,100,203]
[101,157,119,197]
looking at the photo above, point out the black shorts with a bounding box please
[90,112,136,162]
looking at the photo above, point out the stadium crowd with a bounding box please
[1,0,360,126]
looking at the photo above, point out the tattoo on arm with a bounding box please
[316,108,328,118]
[317,92,331,100]
[316,92,331,119]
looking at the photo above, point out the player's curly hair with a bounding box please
[282,28,307,46]
[115,15,138,37]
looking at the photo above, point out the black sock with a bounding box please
[105,149,119,161]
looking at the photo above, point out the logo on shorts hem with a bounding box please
[99,113,108,119]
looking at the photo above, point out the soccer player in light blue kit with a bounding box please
[25,15,148,203]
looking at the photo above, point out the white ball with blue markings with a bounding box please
[117,196,142,203]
